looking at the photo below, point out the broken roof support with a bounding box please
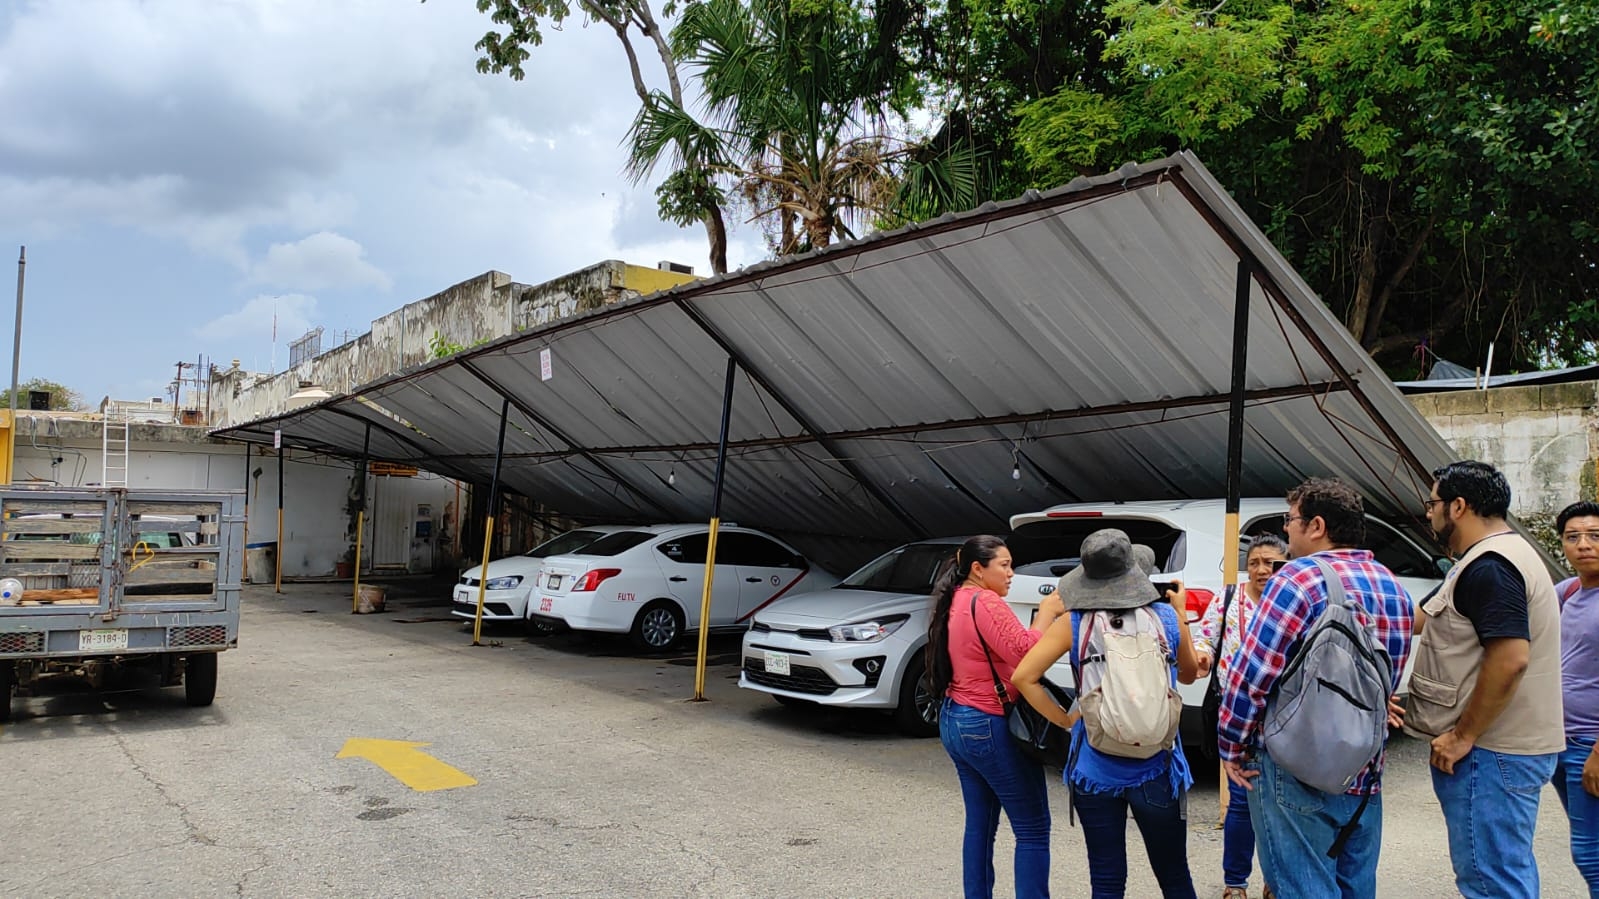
[471,397,511,648]
[692,357,738,702]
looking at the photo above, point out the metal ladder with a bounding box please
[102,402,130,487]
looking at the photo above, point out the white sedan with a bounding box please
[527,524,838,652]
[739,538,959,737]
[451,525,632,629]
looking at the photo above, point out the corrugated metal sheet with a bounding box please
[212,152,1457,558]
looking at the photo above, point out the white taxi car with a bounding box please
[739,538,960,737]
[527,524,838,652]
[451,525,632,629]
[1004,498,1448,745]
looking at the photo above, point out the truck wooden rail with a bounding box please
[0,486,244,722]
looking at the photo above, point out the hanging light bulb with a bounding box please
[1011,463,1021,481]
[668,468,676,487]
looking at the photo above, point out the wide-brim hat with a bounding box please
[1055,528,1159,611]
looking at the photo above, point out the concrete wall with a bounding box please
[213,262,698,428]
[1408,381,1599,519]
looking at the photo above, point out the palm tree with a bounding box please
[626,0,979,256]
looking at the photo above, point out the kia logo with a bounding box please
[1039,584,1055,595]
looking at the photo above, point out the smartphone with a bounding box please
[1152,580,1179,597]
[1272,558,1289,574]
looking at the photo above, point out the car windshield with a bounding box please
[838,542,955,593]
[1008,517,1186,578]
[524,529,610,558]
[570,531,654,557]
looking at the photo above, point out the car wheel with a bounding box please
[893,649,940,737]
[0,661,14,723]
[184,653,218,707]
[630,601,684,652]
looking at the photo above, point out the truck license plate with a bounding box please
[764,650,790,676]
[79,628,129,651]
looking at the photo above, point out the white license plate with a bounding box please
[79,628,129,651]
[764,650,791,676]
[546,574,562,590]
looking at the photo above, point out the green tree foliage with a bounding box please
[1014,0,1599,374]
[1,378,84,411]
[626,0,980,254]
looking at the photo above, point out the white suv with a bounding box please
[528,524,838,652]
[1004,499,1447,739]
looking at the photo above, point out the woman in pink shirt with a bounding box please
[927,535,1064,898]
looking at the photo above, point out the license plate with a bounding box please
[764,650,791,676]
[538,596,553,613]
[79,628,129,651]
[546,575,562,590]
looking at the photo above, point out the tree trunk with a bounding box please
[1362,215,1435,349]
[1346,214,1384,344]
[702,205,728,275]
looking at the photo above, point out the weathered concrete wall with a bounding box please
[213,262,697,428]
[1409,381,1599,519]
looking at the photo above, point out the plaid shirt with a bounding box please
[1217,548,1415,794]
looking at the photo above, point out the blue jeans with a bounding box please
[1431,745,1557,899]
[940,699,1051,898]
[1222,778,1256,888]
[1553,736,1599,897]
[1072,778,1196,898]
[1248,749,1383,899]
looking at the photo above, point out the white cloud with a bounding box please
[252,232,390,291]
[195,294,318,342]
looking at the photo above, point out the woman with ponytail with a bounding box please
[928,535,1066,898]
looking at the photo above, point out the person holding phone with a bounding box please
[1192,533,1289,899]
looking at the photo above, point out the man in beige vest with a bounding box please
[1402,460,1562,899]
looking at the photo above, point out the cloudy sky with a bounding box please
[0,0,767,406]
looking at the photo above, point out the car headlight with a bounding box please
[828,614,909,642]
[484,576,523,590]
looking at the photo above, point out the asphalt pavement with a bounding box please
[0,579,1587,897]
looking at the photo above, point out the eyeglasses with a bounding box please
[1564,532,1599,546]
[1282,515,1310,527]
[1422,498,1446,512]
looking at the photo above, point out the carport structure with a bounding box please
[212,152,1456,575]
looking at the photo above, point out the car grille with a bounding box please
[743,657,838,695]
[453,601,513,617]
[458,576,480,587]
[747,621,831,641]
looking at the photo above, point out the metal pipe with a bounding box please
[10,246,23,414]
[472,398,510,646]
[276,442,284,594]
[353,422,371,613]
[1219,258,1252,823]
[692,357,737,701]
[242,444,251,583]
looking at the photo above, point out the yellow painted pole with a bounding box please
[1219,509,1241,825]
[692,517,723,701]
[352,510,365,613]
[471,516,494,646]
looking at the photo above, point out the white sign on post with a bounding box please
[539,347,553,382]
[273,429,282,449]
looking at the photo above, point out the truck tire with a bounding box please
[0,661,14,723]
[184,653,218,707]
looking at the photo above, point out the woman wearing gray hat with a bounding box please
[1013,528,1200,899]
[927,535,1066,898]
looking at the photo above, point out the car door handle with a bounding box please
[669,576,688,582]
[745,577,763,583]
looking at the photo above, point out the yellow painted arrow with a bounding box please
[336,738,478,792]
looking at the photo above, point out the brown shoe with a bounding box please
[1262,885,1275,899]
[1221,888,1248,899]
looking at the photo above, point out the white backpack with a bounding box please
[1076,606,1183,759]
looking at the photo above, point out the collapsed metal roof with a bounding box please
[213,152,1456,557]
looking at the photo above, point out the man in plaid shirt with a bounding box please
[1218,477,1415,899]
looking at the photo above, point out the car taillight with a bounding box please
[1185,587,1217,619]
[572,568,622,592]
